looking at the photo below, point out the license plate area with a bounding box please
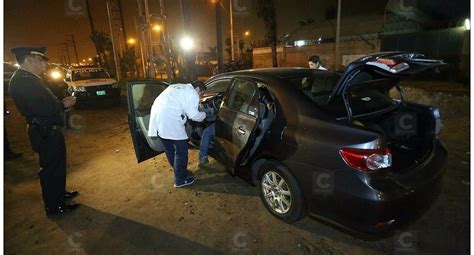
[96,90,106,96]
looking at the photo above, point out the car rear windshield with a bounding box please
[72,69,110,81]
[282,73,341,106]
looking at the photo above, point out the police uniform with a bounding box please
[9,47,78,216]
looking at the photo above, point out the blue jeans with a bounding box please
[199,123,215,159]
[159,137,189,183]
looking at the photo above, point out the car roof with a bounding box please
[68,67,105,72]
[216,67,341,80]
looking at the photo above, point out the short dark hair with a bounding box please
[191,80,206,90]
[308,55,320,63]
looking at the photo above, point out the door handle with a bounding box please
[236,126,246,135]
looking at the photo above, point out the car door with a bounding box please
[127,80,168,163]
[214,77,259,174]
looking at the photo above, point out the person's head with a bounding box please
[11,47,49,75]
[191,80,206,96]
[308,55,321,69]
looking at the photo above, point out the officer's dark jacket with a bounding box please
[9,69,65,125]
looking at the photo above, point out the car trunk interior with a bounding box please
[353,103,437,173]
[325,69,439,173]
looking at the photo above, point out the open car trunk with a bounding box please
[352,102,439,172]
[325,52,444,172]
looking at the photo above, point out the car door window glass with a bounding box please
[206,79,231,93]
[132,83,166,114]
[284,74,340,106]
[225,79,257,115]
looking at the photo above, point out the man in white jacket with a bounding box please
[148,80,206,187]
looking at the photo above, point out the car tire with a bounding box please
[257,160,306,223]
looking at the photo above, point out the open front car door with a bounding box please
[127,80,168,163]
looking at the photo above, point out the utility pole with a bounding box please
[159,0,172,82]
[117,0,128,50]
[64,43,71,64]
[107,1,121,80]
[144,0,153,78]
[85,0,102,66]
[216,1,224,73]
[335,0,341,70]
[66,34,79,64]
[230,0,234,61]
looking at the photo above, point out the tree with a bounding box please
[257,0,278,67]
[208,46,217,60]
[89,31,114,74]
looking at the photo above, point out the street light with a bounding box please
[127,38,136,45]
[244,31,250,37]
[153,24,162,32]
[180,36,194,51]
[88,57,93,62]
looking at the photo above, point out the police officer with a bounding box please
[9,47,79,216]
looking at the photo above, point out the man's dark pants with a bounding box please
[28,125,66,210]
[158,137,189,183]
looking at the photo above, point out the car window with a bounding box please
[132,83,167,114]
[225,79,257,115]
[206,79,231,93]
[283,73,340,106]
[72,69,110,81]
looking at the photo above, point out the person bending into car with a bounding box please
[148,80,206,188]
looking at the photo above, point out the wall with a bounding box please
[252,39,381,70]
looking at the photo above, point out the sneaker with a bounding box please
[174,176,195,188]
[198,157,209,167]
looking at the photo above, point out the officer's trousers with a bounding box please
[27,125,66,210]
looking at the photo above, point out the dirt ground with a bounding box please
[4,82,470,254]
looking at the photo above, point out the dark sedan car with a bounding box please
[127,52,447,233]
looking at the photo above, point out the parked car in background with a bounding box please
[127,52,447,234]
[64,67,121,107]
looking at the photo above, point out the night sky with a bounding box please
[4,0,470,63]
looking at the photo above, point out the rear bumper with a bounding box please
[307,140,447,234]
[74,88,121,105]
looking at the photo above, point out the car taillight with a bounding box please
[340,148,392,172]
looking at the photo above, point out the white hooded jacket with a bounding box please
[148,83,206,140]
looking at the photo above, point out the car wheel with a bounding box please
[257,160,306,222]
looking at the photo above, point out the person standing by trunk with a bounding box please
[9,47,79,216]
[148,80,206,188]
[308,55,327,70]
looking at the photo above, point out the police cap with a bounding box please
[11,47,50,63]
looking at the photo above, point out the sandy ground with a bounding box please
[4,83,470,254]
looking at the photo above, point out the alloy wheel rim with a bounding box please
[261,170,292,214]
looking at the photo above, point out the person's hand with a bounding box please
[63,96,77,108]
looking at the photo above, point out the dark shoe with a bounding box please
[174,176,195,188]
[46,203,80,217]
[5,152,22,160]
[198,157,209,167]
[64,190,79,200]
